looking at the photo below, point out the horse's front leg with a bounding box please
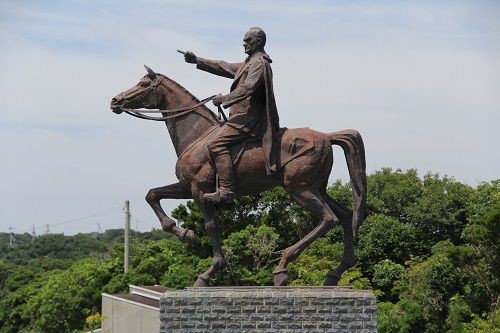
[145,182,198,245]
[192,184,226,287]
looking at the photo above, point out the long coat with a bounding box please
[196,51,280,174]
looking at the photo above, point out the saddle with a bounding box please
[202,127,316,172]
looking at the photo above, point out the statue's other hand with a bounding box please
[184,51,197,64]
[213,93,223,107]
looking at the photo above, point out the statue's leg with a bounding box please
[145,182,198,245]
[204,125,246,203]
[192,184,226,287]
[273,187,339,286]
[322,193,356,286]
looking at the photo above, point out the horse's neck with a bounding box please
[159,78,218,156]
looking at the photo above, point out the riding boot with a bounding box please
[204,153,236,203]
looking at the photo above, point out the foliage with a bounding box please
[288,238,341,286]
[24,259,114,332]
[372,259,405,301]
[357,214,423,276]
[221,224,280,285]
[463,307,500,333]
[85,311,106,332]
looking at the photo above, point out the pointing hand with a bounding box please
[184,51,197,64]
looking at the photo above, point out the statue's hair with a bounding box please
[248,27,266,47]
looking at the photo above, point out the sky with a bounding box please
[0,0,499,236]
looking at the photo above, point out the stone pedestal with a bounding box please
[160,286,377,333]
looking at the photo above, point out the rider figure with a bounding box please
[183,27,280,203]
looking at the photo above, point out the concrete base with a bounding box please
[101,285,169,333]
[160,286,377,333]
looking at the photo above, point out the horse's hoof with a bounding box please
[323,273,340,286]
[193,275,209,287]
[160,218,175,231]
[273,269,289,286]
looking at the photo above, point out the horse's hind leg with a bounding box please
[322,193,355,286]
[273,187,339,286]
[145,182,198,245]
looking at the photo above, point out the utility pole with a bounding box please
[31,225,36,244]
[97,223,102,234]
[124,200,130,273]
[9,226,13,248]
[44,224,50,235]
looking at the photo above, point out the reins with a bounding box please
[120,95,227,122]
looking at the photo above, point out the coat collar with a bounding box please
[245,50,272,63]
[231,51,272,88]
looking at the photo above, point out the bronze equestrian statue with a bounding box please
[110,27,367,287]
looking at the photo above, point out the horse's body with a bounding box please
[110,67,366,286]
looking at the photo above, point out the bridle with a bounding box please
[117,76,227,122]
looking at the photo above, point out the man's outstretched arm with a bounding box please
[183,51,241,79]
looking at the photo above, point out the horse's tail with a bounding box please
[328,129,367,237]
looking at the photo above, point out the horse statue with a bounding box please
[110,66,367,287]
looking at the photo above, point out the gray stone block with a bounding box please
[196,322,209,329]
[287,321,302,329]
[227,322,241,329]
[302,321,317,329]
[318,321,333,329]
[248,313,266,321]
[272,321,287,329]
[179,321,195,329]
[302,305,318,313]
[256,321,272,329]
[241,321,256,329]
[159,286,377,333]
[210,321,226,329]
[256,305,271,313]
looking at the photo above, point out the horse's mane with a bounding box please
[157,73,218,123]
[159,73,201,103]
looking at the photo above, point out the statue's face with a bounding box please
[243,31,260,55]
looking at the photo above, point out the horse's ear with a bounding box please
[144,65,157,77]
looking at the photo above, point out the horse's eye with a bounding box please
[140,81,150,87]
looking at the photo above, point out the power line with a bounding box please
[49,206,122,227]
[3,205,127,235]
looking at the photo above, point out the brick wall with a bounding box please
[160,286,377,333]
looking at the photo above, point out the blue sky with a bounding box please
[0,1,499,235]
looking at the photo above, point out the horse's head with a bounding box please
[110,65,164,114]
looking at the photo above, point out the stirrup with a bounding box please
[203,187,235,203]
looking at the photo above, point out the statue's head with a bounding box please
[243,27,266,55]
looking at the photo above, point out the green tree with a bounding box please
[357,214,423,276]
[366,168,422,221]
[25,259,114,332]
[221,224,280,285]
[406,173,474,246]
[372,259,405,301]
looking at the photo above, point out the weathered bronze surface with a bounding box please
[110,27,367,287]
